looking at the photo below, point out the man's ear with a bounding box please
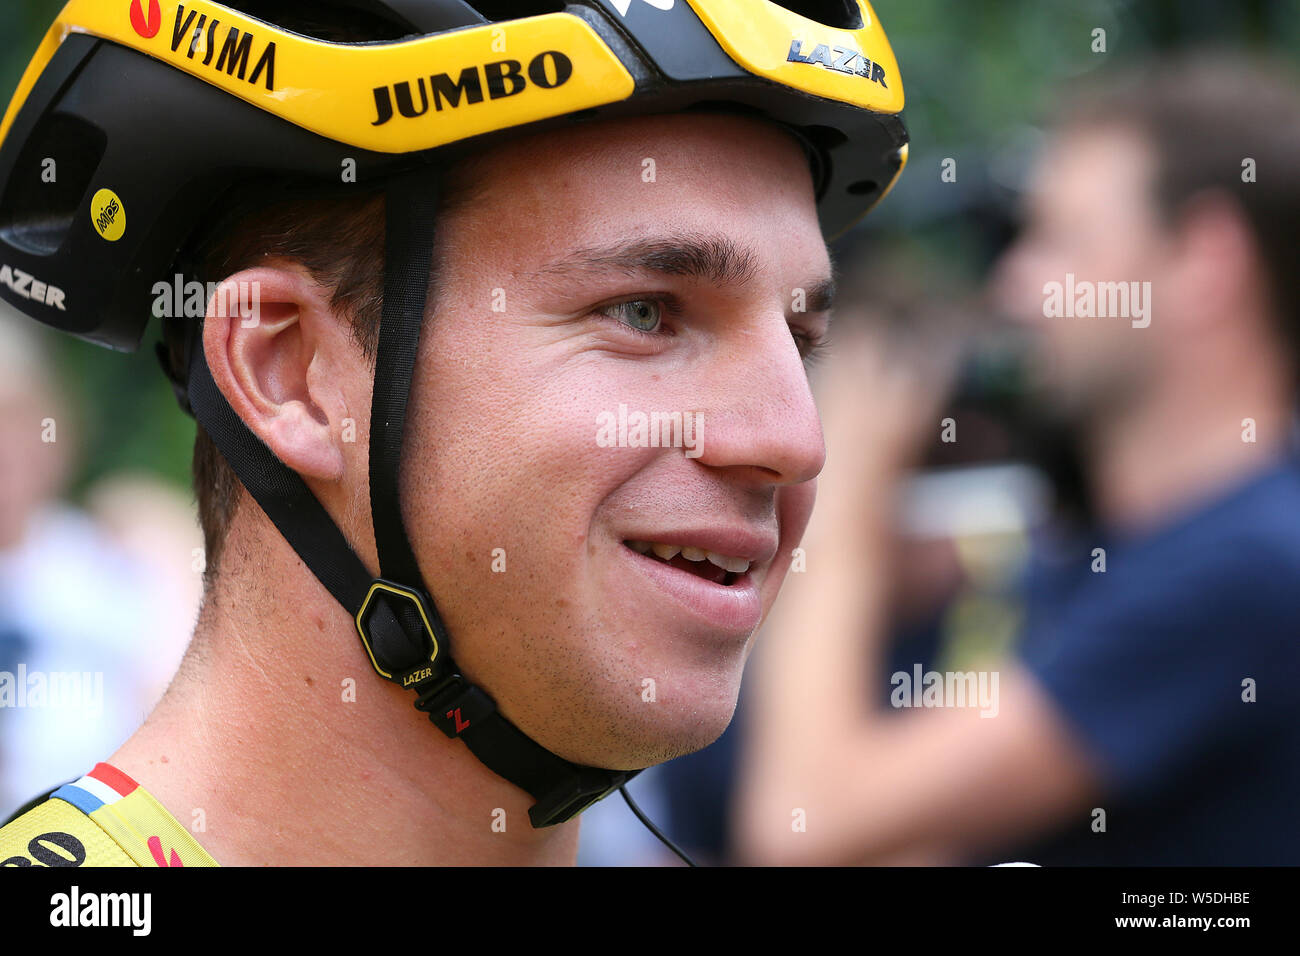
[202,265,352,483]
[1170,191,1265,330]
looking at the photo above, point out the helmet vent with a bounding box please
[215,1,421,40]
[471,0,566,20]
[0,112,106,256]
[770,0,864,31]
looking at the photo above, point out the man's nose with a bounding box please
[688,316,826,487]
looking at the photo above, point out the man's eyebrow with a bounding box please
[801,276,836,314]
[532,234,761,286]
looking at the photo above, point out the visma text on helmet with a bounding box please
[152,273,261,325]
[596,403,703,458]
[167,4,277,92]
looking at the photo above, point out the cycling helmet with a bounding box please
[0,0,907,828]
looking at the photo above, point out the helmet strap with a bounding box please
[183,168,641,827]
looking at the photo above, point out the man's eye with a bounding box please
[605,299,662,333]
[793,329,830,366]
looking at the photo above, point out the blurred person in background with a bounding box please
[734,54,1300,866]
[82,474,204,710]
[0,313,188,819]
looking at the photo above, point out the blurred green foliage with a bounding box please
[1,0,1297,501]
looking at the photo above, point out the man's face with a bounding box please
[401,113,830,768]
[992,123,1167,421]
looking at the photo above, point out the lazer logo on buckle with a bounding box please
[155,3,277,92]
[402,667,433,688]
[786,39,888,88]
[370,51,573,126]
[0,265,66,310]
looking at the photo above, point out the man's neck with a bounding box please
[109,525,581,865]
[1085,358,1293,537]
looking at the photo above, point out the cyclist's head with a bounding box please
[204,108,829,765]
[993,54,1300,422]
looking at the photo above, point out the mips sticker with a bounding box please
[91,188,126,242]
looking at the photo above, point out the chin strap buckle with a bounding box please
[526,767,642,829]
[412,671,642,827]
[354,579,442,683]
[356,578,644,828]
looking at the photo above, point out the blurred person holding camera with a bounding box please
[736,54,1300,866]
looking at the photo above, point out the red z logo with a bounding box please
[446,708,471,733]
[129,0,162,39]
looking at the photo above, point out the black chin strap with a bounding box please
[183,167,641,827]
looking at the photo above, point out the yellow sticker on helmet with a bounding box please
[90,188,126,241]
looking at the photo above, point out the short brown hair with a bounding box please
[188,190,384,574]
[180,170,482,577]
[162,2,480,577]
[1054,53,1300,378]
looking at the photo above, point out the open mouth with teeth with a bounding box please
[623,540,751,586]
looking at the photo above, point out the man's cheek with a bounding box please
[762,479,817,603]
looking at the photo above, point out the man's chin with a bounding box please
[547,692,742,771]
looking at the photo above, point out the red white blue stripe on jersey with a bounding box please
[52,762,139,816]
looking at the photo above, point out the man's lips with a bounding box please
[626,542,737,584]
[617,527,778,567]
[616,527,776,635]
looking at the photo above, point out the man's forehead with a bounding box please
[439,113,829,296]
[1030,123,1156,207]
[447,112,819,226]
[477,109,812,173]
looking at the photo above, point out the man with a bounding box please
[736,55,1300,866]
[0,0,907,865]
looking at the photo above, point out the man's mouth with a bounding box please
[623,540,751,586]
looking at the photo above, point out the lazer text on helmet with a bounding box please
[786,39,888,88]
[0,265,65,310]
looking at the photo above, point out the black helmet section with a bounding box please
[210,0,489,36]
[0,35,397,349]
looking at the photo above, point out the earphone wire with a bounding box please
[619,784,698,867]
